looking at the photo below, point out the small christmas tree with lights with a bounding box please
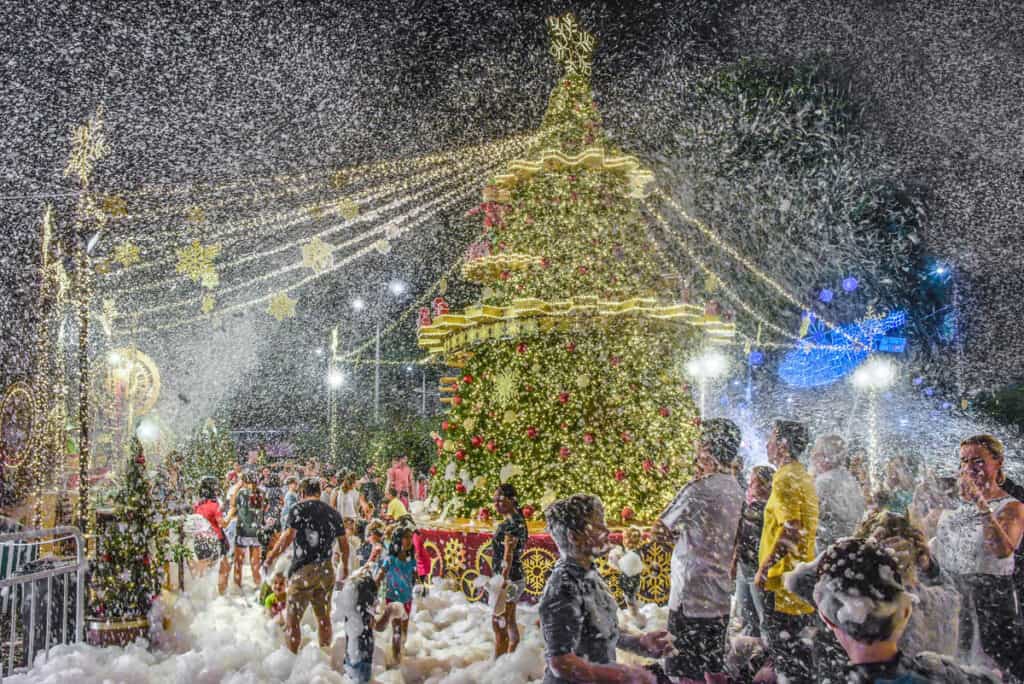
[88,437,163,621]
[419,14,734,523]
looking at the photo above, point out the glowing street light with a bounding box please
[350,297,366,312]
[685,350,730,415]
[852,357,898,488]
[388,279,408,297]
[327,368,345,388]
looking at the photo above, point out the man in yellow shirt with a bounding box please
[754,420,819,684]
[385,487,408,520]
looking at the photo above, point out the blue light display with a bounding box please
[777,310,908,388]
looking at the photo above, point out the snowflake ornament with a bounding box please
[200,294,215,314]
[546,13,596,77]
[176,240,221,288]
[301,236,333,274]
[113,241,141,268]
[267,292,297,321]
[338,199,360,220]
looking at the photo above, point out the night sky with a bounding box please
[1,0,1022,438]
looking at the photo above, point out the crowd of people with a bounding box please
[538,421,1024,683]
[180,427,1024,683]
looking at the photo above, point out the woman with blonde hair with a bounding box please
[933,434,1024,678]
[855,509,960,658]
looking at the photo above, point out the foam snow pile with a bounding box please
[9,572,666,683]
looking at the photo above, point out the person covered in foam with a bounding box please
[784,537,998,684]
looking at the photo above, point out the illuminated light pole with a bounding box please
[685,349,730,416]
[851,357,897,489]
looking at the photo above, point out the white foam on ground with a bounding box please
[10,571,669,683]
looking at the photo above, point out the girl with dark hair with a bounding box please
[229,469,266,591]
[492,483,528,658]
[377,526,416,665]
[193,475,230,594]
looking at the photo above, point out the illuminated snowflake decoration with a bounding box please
[186,206,206,224]
[175,240,221,289]
[338,198,360,220]
[546,13,596,77]
[331,170,348,189]
[113,241,141,269]
[200,295,215,314]
[443,538,466,576]
[492,371,516,405]
[301,236,333,274]
[63,105,109,187]
[267,292,297,321]
[101,195,128,218]
[373,239,391,255]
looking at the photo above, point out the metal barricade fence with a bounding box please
[0,526,87,682]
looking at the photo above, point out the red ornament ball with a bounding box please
[526,426,539,440]
[455,450,466,462]
[516,342,527,354]
[614,469,626,481]
[558,391,570,404]
[478,507,492,522]
[642,459,654,473]
[522,505,535,519]
[455,482,466,494]
[499,270,510,281]
[462,374,474,384]
[578,266,588,275]
[470,435,483,447]
[583,432,595,444]
[486,440,497,452]
[441,420,450,431]
[559,446,571,460]
[620,431,632,443]
[452,396,463,406]
[565,341,576,353]
[659,406,671,417]
[621,506,635,521]
[429,466,437,476]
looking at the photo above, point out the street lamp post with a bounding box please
[851,357,897,490]
[685,349,730,416]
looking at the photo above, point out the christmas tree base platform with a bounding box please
[85,617,149,647]
[417,520,671,605]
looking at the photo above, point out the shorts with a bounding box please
[235,533,261,548]
[505,579,526,604]
[287,560,334,622]
[194,536,226,561]
[664,609,729,679]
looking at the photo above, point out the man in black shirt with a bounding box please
[264,477,349,653]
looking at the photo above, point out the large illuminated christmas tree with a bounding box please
[419,14,734,523]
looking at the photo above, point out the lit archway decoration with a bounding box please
[103,348,161,416]
[0,382,37,469]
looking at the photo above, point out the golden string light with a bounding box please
[116,181,482,335]
[645,200,816,345]
[335,257,468,362]
[106,135,533,301]
[97,129,546,262]
[117,158,501,324]
[655,190,866,350]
